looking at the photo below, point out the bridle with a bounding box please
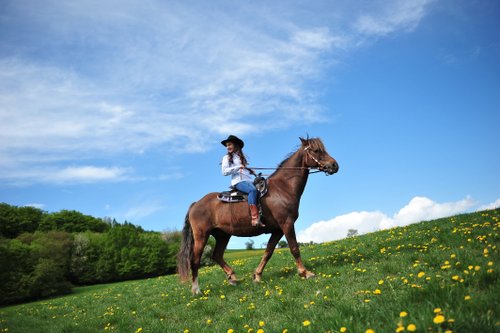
[303,146,327,173]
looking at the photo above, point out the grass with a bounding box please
[0,209,498,333]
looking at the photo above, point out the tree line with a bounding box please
[0,203,182,306]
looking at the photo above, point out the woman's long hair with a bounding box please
[227,143,248,166]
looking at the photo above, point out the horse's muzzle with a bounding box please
[321,161,339,175]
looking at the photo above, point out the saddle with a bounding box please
[217,176,268,203]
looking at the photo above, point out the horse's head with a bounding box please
[300,137,339,175]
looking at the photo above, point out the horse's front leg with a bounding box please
[253,230,284,282]
[283,224,315,279]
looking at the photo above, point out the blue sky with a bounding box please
[1,0,499,249]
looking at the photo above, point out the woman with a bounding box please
[221,135,265,227]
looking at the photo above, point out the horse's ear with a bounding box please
[300,137,308,145]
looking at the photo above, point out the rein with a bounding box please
[249,146,326,176]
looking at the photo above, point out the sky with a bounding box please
[1,0,499,249]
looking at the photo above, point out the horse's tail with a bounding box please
[177,202,196,282]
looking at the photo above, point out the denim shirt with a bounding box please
[221,153,253,186]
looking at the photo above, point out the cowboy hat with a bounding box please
[221,135,244,148]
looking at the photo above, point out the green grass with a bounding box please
[1,209,499,333]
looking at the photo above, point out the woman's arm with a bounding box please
[221,155,241,176]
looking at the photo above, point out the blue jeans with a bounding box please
[235,181,258,205]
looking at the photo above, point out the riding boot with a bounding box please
[249,204,265,227]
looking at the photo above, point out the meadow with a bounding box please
[1,209,498,333]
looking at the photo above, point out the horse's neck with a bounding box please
[271,150,309,199]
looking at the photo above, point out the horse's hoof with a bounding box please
[191,287,202,295]
[253,273,262,283]
[299,271,315,279]
[227,274,240,286]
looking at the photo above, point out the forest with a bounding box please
[0,203,185,305]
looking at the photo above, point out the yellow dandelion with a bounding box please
[257,329,264,333]
[378,280,384,285]
[282,330,288,333]
[373,289,381,295]
[206,319,212,325]
[407,324,417,332]
[228,329,234,333]
[400,311,408,317]
[220,295,226,299]
[135,328,142,333]
[259,321,265,327]
[433,315,446,324]
[434,308,442,314]
[396,326,404,333]
[340,328,347,332]
[303,320,311,327]
[418,271,425,278]
[366,329,375,333]
[464,295,471,300]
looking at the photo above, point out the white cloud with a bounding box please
[1,165,130,185]
[353,0,434,36]
[297,196,476,243]
[477,199,500,211]
[53,166,129,183]
[123,200,164,221]
[392,196,475,226]
[0,0,437,184]
[298,211,391,244]
[24,203,45,209]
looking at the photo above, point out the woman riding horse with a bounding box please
[178,136,338,294]
[220,135,265,227]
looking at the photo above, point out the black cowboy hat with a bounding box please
[221,135,244,148]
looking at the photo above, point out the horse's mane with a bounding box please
[270,137,326,178]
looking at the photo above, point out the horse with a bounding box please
[177,137,339,294]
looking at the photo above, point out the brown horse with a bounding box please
[177,137,339,294]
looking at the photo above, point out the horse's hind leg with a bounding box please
[211,231,238,285]
[191,231,209,295]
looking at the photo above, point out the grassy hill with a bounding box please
[1,209,498,333]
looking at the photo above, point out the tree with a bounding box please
[0,231,73,305]
[245,239,255,250]
[39,210,110,233]
[278,240,288,248]
[0,203,44,238]
[347,229,359,237]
